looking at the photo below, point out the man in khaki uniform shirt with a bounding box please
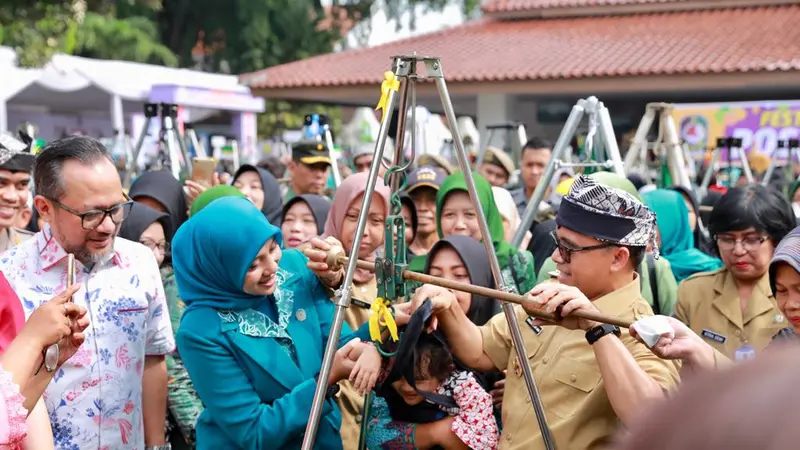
[0,133,35,254]
[676,267,785,360]
[410,175,680,450]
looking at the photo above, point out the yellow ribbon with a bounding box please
[368,297,399,343]
[375,71,400,121]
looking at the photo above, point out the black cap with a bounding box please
[0,132,34,172]
[292,140,331,166]
[406,166,446,193]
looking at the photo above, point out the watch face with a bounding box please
[44,344,59,372]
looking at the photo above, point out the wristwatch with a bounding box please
[145,445,172,450]
[585,324,621,345]
[314,374,341,399]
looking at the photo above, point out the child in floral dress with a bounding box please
[362,324,499,449]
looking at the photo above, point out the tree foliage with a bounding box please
[0,0,480,138]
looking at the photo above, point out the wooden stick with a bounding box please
[321,247,632,328]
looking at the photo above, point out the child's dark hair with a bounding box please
[413,334,455,381]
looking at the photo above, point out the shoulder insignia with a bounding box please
[682,267,725,282]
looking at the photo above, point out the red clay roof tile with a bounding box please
[241,5,800,89]
[482,0,692,13]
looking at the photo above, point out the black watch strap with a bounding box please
[585,324,621,345]
[314,374,341,399]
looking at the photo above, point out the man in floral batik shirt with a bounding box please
[0,136,174,450]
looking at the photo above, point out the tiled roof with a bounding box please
[241,5,800,89]
[482,0,692,13]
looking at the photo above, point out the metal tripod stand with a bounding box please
[123,103,192,188]
[514,96,626,245]
[301,55,556,450]
[624,103,693,191]
[477,121,528,166]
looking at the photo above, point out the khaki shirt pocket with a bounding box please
[545,357,601,419]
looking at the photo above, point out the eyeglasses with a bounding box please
[48,194,134,231]
[715,235,768,252]
[550,230,614,263]
[140,239,170,253]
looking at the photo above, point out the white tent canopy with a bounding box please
[1,49,255,133]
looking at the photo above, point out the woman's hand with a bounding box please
[490,371,506,407]
[630,315,715,369]
[20,284,86,352]
[409,285,456,332]
[328,338,360,385]
[184,173,221,205]
[349,343,382,395]
[305,237,345,289]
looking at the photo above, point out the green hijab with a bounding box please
[588,172,642,201]
[190,185,247,216]
[642,189,722,282]
[436,171,516,267]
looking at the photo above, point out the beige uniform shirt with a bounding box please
[335,278,377,450]
[676,268,785,360]
[480,277,680,450]
[0,227,34,253]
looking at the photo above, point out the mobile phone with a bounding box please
[67,254,75,302]
[192,157,217,187]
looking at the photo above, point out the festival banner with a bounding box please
[672,100,800,163]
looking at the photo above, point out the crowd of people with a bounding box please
[0,131,798,450]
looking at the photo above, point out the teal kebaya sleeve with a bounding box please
[177,326,332,450]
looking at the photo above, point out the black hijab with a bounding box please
[424,235,499,326]
[233,164,283,225]
[281,194,331,235]
[129,171,188,238]
[118,202,173,243]
[700,190,724,227]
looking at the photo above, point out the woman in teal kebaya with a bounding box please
[173,196,371,450]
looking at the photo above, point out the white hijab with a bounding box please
[492,186,531,249]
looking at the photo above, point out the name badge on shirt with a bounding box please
[734,345,756,362]
[525,316,543,335]
[701,329,727,344]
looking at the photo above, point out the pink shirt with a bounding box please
[0,364,27,449]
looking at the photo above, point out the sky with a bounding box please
[324,1,466,48]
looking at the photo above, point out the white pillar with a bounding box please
[477,93,516,151]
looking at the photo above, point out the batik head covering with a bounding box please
[769,225,800,296]
[172,196,281,311]
[557,175,658,256]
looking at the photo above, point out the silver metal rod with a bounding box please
[431,60,557,450]
[595,101,625,176]
[324,126,342,188]
[300,61,401,450]
[512,102,586,248]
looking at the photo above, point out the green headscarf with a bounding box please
[190,185,247,217]
[436,171,516,267]
[588,172,642,201]
[642,189,722,282]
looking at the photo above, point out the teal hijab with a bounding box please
[642,189,722,282]
[172,196,282,311]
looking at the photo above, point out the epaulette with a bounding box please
[683,267,725,282]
